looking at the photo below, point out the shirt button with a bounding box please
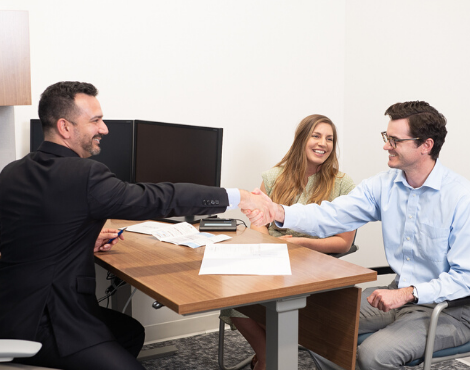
[409,215,413,219]
[403,278,407,282]
[407,237,410,241]
[407,257,410,261]
[413,194,416,197]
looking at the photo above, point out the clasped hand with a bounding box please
[240,188,279,226]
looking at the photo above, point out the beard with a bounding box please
[81,135,102,157]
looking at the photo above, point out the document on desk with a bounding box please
[125,221,230,248]
[151,222,231,249]
[125,221,167,235]
[199,244,292,275]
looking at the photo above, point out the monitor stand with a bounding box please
[155,214,215,224]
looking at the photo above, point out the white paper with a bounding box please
[151,222,231,249]
[125,221,167,235]
[124,221,230,248]
[162,233,231,249]
[199,243,292,275]
[152,222,199,240]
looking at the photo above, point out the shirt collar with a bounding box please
[37,141,80,158]
[393,159,442,191]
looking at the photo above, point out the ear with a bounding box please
[56,118,73,139]
[421,138,434,156]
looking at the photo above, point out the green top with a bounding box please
[262,166,355,238]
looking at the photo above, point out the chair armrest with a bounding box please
[446,296,470,308]
[0,340,42,362]
[328,243,358,259]
[368,266,394,275]
[420,295,470,367]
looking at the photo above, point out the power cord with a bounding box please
[121,287,137,314]
[234,218,247,228]
[97,272,127,307]
[299,345,323,369]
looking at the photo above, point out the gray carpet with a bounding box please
[140,330,470,370]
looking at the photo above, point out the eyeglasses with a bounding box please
[381,131,420,149]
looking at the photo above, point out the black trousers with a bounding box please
[14,307,146,370]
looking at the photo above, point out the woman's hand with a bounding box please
[278,235,305,246]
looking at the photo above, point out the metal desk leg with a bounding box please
[264,296,308,370]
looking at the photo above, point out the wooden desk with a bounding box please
[95,219,376,370]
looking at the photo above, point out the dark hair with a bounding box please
[384,101,447,160]
[38,81,98,133]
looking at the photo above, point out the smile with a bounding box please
[313,150,326,154]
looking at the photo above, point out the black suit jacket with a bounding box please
[0,141,228,356]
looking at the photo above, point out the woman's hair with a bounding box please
[270,114,339,206]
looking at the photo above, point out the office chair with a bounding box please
[357,266,470,370]
[217,233,359,370]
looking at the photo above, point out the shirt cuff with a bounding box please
[225,188,240,210]
[274,205,288,229]
[415,283,435,304]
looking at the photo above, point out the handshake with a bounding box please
[239,189,284,226]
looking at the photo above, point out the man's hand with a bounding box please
[94,228,124,252]
[239,188,279,226]
[367,287,415,312]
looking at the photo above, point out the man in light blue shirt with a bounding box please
[247,101,470,369]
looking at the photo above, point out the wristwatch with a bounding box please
[411,285,419,304]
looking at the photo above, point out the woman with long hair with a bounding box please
[220,114,356,370]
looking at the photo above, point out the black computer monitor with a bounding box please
[134,119,223,223]
[30,119,135,183]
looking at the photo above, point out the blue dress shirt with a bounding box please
[278,160,470,304]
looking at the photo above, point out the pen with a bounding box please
[107,227,127,244]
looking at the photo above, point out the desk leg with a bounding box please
[264,296,308,370]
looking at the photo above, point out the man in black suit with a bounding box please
[0,81,274,370]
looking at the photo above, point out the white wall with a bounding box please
[0,107,16,171]
[1,0,346,343]
[2,0,470,342]
[340,1,470,290]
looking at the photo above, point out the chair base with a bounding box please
[218,320,254,370]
